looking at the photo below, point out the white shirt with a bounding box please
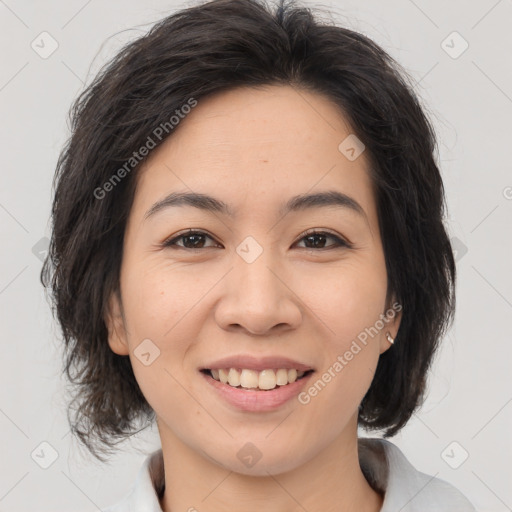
[103,437,476,511]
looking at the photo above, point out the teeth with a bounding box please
[219,368,229,384]
[228,368,241,387]
[259,369,276,390]
[240,369,259,388]
[209,368,307,390]
[276,368,288,385]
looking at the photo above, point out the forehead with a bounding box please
[131,84,377,229]
[157,84,355,161]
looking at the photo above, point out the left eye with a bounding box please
[162,229,350,250]
[295,230,349,250]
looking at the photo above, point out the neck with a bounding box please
[157,419,383,512]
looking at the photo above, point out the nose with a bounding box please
[214,247,302,336]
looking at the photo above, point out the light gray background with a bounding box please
[1,0,511,510]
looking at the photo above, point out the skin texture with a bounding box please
[106,84,402,512]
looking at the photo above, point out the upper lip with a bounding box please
[201,355,315,372]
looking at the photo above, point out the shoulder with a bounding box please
[102,449,165,512]
[359,437,477,512]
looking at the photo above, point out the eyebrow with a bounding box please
[143,190,368,222]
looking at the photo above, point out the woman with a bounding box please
[41,0,476,510]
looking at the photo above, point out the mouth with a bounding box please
[200,368,315,391]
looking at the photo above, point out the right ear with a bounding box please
[104,290,130,356]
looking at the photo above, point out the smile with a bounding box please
[203,368,314,390]
[200,367,315,412]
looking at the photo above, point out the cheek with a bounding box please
[122,269,199,416]
[305,261,387,347]
[297,261,385,406]
[122,259,206,340]
[119,264,204,402]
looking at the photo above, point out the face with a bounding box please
[106,84,401,476]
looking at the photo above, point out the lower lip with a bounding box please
[201,370,314,412]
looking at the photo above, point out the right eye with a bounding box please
[162,229,221,250]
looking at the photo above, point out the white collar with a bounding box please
[104,437,476,511]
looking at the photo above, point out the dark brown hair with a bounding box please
[41,0,456,462]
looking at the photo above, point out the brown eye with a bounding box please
[295,230,350,250]
[162,229,351,251]
[163,230,220,249]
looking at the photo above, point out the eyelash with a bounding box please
[162,228,352,251]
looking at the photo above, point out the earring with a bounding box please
[386,332,395,345]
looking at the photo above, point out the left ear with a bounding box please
[379,296,403,354]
